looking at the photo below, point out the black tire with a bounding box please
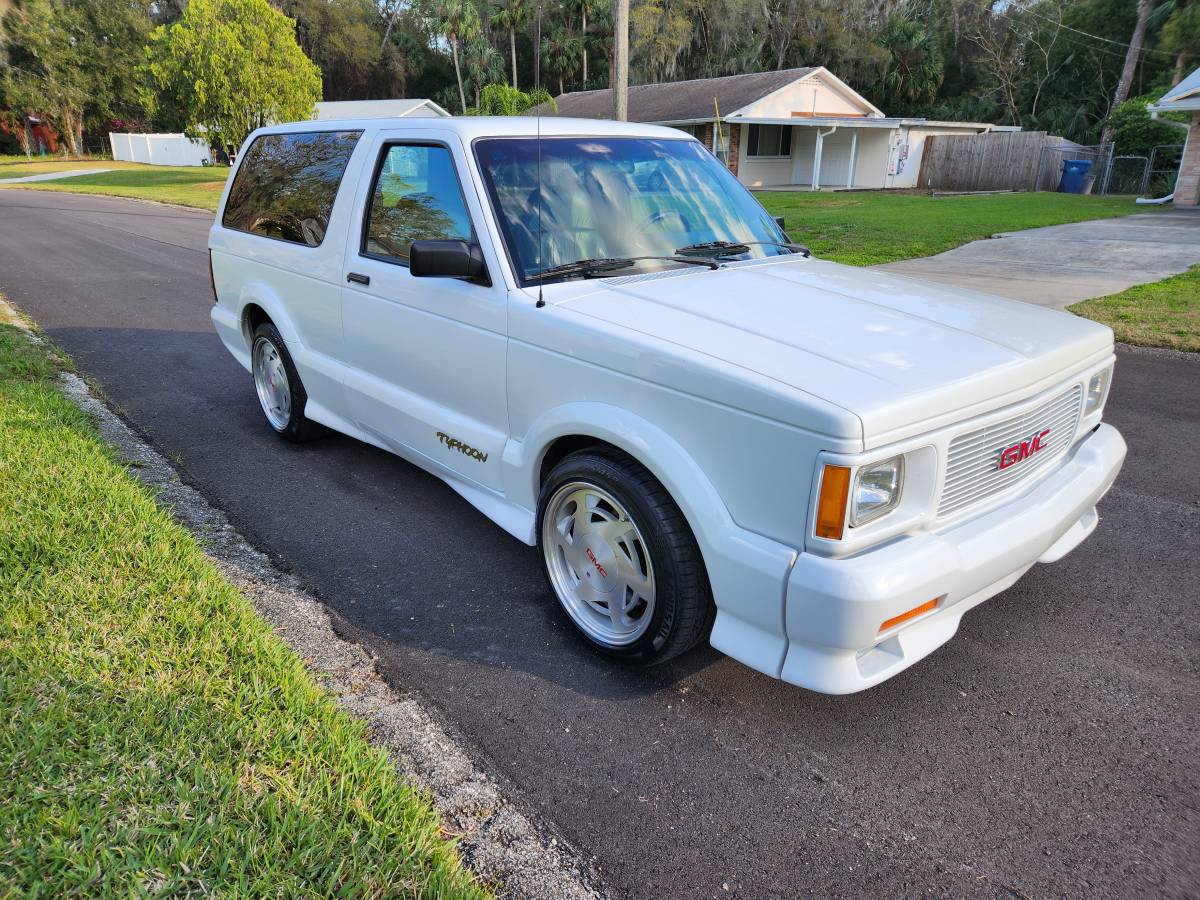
[250,322,319,442]
[536,447,715,665]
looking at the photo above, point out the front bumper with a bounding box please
[779,423,1126,694]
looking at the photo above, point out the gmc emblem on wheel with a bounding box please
[586,547,609,579]
[997,428,1051,470]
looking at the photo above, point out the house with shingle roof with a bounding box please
[542,67,1007,191]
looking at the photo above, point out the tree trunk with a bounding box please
[379,2,401,52]
[510,28,518,87]
[1174,52,1192,87]
[582,8,588,86]
[452,37,467,114]
[559,75,564,95]
[1101,0,1152,146]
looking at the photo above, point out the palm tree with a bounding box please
[879,17,944,110]
[463,38,505,107]
[490,0,530,88]
[541,28,583,96]
[568,0,600,86]
[422,0,481,113]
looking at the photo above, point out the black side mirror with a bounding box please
[774,216,786,230]
[410,239,488,283]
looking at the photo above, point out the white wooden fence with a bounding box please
[109,133,211,167]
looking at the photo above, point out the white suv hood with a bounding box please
[550,256,1113,445]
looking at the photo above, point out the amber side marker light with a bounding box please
[815,465,851,540]
[879,597,940,634]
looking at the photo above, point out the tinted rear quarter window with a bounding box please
[222,131,362,247]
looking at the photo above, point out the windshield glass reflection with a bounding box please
[473,137,791,284]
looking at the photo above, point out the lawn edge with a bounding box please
[0,182,220,213]
[0,298,605,900]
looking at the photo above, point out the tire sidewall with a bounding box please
[537,453,685,662]
[252,323,311,441]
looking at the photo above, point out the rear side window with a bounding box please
[222,131,362,247]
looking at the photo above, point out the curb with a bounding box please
[1,299,605,900]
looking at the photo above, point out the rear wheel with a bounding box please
[251,322,318,442]
[537,449,714,664]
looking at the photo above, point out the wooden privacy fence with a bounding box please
[917,131,1090,192]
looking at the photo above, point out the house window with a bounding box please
[747,124,792,159]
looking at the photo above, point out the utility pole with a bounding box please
[613,0,629,121]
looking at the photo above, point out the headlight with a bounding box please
[850,455,904,527]
[1084,366,1111,416]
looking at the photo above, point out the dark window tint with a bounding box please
[747,124,791,158]
[222,131,361,246]
[362,144,473,263]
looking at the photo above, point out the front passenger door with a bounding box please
[340,136,509,491]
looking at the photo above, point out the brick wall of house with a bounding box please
[726,123,741,176]
[701,123,714,150]
[1175,113,1200,207]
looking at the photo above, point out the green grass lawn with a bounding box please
[0,161,229,209]
[754,190,1137,266]
[1069,265,1200,352]
[0,322,485,896]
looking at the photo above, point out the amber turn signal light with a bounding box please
[879,597,939,633]
[815,465,851,540]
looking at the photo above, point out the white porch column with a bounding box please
[846,130,858,188]
[812,126,837,191]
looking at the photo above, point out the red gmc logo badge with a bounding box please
[998,428,1051,470]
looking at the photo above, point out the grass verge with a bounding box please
[0,161,229,209]
[1069,265,1200,352]
[754,190,1137,266]
[0,322,485,896]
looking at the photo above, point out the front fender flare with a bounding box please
[505,403,796,677]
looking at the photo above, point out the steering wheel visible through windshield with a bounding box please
[473,136,793,285]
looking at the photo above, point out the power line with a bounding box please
[1023,5,1176,57]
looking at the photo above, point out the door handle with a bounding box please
[346,272,370,286]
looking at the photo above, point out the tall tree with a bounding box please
[1101,0,1153,145]
[878,16,944,111]
[147,0,322,152]
[1159,1,1199,86]
[462,36,504,105]
[490,0,529,87]
[542,26,583,94]
[569,0,602,85]
[421,0,481,113]
[1,0,155,154]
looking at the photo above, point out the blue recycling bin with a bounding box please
[1059,159,1093,193]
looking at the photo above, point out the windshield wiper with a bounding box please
[675,239,811,258]
[527,254,720,283]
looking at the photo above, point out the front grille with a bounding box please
[938,384,1083,517]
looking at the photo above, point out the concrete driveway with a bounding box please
[876,209,1200,308]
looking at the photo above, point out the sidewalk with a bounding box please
[0,167,113,184]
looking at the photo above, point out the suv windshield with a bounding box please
[474,137,794,285]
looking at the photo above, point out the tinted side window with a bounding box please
[362,144,473,264]
[222,131,362,247]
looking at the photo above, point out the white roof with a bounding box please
[264,116,693,141]
[1150,68,1200,112]
[312,99,451,120]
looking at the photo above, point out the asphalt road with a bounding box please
[1,190,1196,899]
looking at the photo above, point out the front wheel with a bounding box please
[536,449,714,664]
